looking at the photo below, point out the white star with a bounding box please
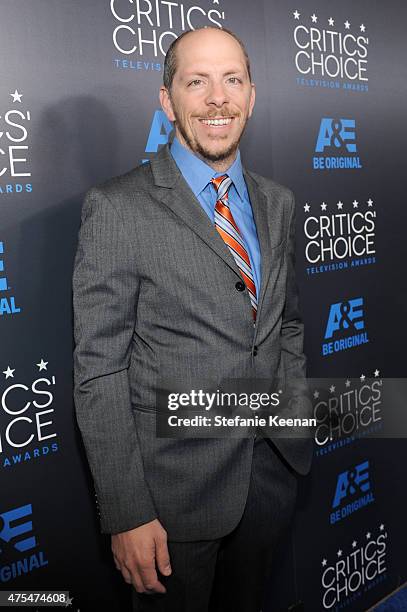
[380,524,385,531]
[344,20,351,29]
[352,540,357,548]
[345,379,351,387]
[366,532,371,539]
[328,17,335,27]
[213,0,219,4]
[10,90,23,103]
[360,24,366,32]
[313,390,320,399]
[36,359,48,371]
[337,549,343,557]
[311,13,318,23]
[321,202,327,211]
[3,366,15,378]
[374,369,380,377]
[293,10,300,20]
[322,558,327,566]
[337,201,343,210]
[329,385,336,393]
[304,203,310,212]
[360,374,366,382]
[367,198,373,207]
[353,200,359,208]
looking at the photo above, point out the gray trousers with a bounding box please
[132,437,298,612]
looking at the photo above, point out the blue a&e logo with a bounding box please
[330,460,375,524]
[0,504,36,554]
[0,241,21,316]
[322,297,368,355]
[0,503,48,581]
[142,110,173,163]
[314,118,362,170]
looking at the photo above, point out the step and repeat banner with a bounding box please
[1,1,406,610]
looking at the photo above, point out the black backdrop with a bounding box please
[1,1,406,610]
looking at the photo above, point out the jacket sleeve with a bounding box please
[280,190,307,379]
[72,187,157,534]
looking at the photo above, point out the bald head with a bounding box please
[163,27,252,92]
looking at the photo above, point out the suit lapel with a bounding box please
[150,145,242,279]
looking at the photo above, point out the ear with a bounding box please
[159,87,176,122]
[248,83,256,119]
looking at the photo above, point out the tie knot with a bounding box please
[211,174,232,199]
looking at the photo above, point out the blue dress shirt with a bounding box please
[170,137,261,297]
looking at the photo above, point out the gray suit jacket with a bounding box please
[72,143,312,539]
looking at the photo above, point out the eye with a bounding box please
[188,79,203,87]
[227,77,242,84]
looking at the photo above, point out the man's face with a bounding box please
[160,29,255,165]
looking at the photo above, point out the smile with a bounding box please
[199,117,233,126]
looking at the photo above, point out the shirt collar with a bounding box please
[170,136,245,201]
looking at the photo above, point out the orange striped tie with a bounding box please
[211,174,257,321]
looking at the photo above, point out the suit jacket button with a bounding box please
[253,346,258,356]
[235,281,245,292]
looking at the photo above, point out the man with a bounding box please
[72,26,312,612]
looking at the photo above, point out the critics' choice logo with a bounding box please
[322,296,368,356]
[1,360,59,469]
[0,242,21,317]
[314,118,362,170]
[321,523,388,610]
[0,90,32,195]
[111,0,226,72]
[291,11,369,92]
[313,374,382,454]
[330,460,374,525]
[0,503,48,582]
[303,198,376,276]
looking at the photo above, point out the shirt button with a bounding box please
[235,281,245,292]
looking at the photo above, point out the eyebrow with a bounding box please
[183,70,245,79]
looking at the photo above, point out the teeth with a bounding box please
[201,118,232,126]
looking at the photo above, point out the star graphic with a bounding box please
[345,379,351,388]
[374,369,380,377]
[328,17,335,27]
[293,10,300,20]
[322,558,327,566]
[337,201,343,210]
[344,20,351,29]
[366,532,371,539]
[304,203,310,212]
[10,90,23,103]
[36,359,48,371]
[352,540,357,548]
[367,198,373,206]
[3,366,15,378]
[64,595,73,607]
[360,24,366,32]
[329,385,336,393]
[313,390,320,399]
[353,200,359,208]
[360,374,366,382]
[337,549,342,557]
[311,13,318,23]
[213,0,220,4]
[321,202,327,211]
[380,524,385,531]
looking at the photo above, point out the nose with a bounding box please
[205,79,229,108]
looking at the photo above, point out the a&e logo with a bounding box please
[142,110,173,163]
[322,297,369,355]
[0,503,48,581]
[0,242,21,316]
[330,460,375,524]
[314,118,362,170]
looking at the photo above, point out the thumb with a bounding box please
[155,535,172,576]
